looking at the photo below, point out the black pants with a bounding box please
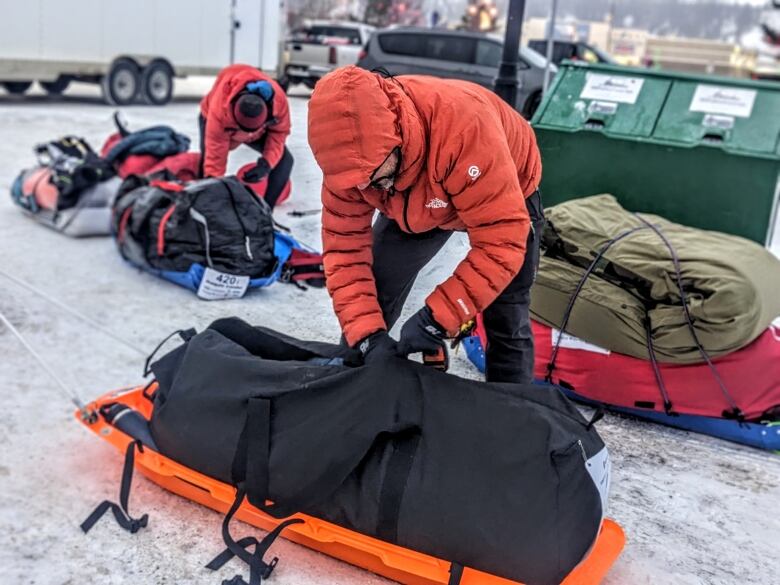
[198,114,293,209]
[373,190,545,384]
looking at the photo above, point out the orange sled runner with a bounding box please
[78,385,625,585]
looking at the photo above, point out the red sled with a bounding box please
[531,322,780,421]
[466,320,780,450]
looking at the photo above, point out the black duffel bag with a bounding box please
[112,175,276,277]
[145,318,610,585]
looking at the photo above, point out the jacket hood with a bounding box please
[203,64,268,129]
[307,66,426,193]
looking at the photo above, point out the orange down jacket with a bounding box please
[200,64,290,177]
[308,66,542,346]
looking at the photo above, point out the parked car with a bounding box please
[528,40,615,66]
[285,20,375,89]
[356,27,555,118]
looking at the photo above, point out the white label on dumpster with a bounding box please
[690,85,756,118]
[580,73,644,104]
[588,100,619,116]
[197,268,250,300]
[702,113,735,130]
[551,329,611,355]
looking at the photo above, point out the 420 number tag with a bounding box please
[197,267,250,300]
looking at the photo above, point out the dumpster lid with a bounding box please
[652,79,780,157]
[533,63,672,138]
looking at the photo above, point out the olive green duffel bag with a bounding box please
[531,194,780,363]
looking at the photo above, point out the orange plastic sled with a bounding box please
[78,385,626,585]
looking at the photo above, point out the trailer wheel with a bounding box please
[3,81,33,95]
[102,59,140,106]
[141,61,174,106]
[40,76,71,95]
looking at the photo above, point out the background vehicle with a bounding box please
[285,21,374,89]
[0,0,284,105]
[357,28,554,119]
[528,40,615,66]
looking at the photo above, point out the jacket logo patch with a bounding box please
[457,298,471,316]
[425,198,449,209]
[468,165,481,180]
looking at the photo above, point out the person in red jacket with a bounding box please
[308,66,545,383]
[199,64,292,208]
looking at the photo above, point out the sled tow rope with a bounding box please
[0,267,146,357]
[0,306,91,418]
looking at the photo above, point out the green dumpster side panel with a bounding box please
[533,62,780,244]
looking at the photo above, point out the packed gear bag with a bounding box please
[101,113,191,178]
[85,318,611,585]
[237,161,292,206]
[112,176,323,297]
[532,195,780,364]
[10,136,118,237]
[144,151,201,182]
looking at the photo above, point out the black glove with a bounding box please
[357,331,398,365]
[397,306,447,358]
[243,158,271,183]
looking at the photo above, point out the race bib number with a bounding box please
[197,267,250,300]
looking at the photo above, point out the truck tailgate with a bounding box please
[286,42,331,68]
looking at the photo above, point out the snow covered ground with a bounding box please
[0,79,779,585]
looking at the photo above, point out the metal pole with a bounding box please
[607,0,616,54]
[229,0,237,64]
[494,0,527,107]
[542,0,559,94]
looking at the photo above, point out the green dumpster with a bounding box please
[531,62,780,245]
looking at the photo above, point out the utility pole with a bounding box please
[542,0,560,94]
[494,0,527,107]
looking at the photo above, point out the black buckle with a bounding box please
[262,557,279,580]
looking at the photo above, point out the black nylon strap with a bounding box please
[448,562,464,585]
[238,396,423,521]
[241,400,297,519]
[643,312,674,415]
[81,440,148,534]
[206,486,303,585]
[376,431,421,543]
[545,225,649,383]
[245,400,272,508]
[143,328,197,376]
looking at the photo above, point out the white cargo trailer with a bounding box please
[0,0,285,105]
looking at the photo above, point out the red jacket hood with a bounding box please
[307,66,426,193]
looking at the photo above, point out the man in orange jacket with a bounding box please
[199,64,292,208]
[308,66,545,383]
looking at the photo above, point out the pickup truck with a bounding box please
[285,21,374,89]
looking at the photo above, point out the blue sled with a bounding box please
[462,336,780,452]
